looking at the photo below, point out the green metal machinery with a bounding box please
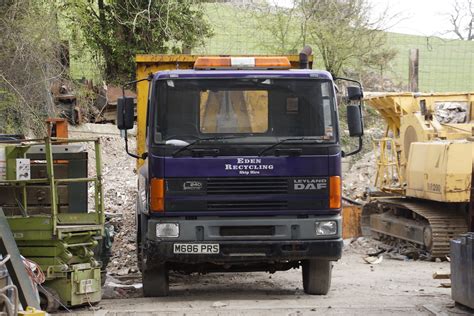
[0,137,105,311]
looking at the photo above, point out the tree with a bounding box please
[0,0,64,134]
[63,0,213,83]
[447,0,474,40]
[246,0,394,79]
[299,0,392,77]
[251,0,302,54]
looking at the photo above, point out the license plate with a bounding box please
[173,243,219,254]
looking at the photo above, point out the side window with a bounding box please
[321,82,334,138]
[146,81,152,140]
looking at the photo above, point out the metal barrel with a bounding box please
[450,232,474,309]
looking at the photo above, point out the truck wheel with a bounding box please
[136,203,148,272]
[302,259,332,295]
[142,263,169,297]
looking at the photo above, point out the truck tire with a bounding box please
[142,263,169,297]
[136,212,142,271]
[136,201,148,272]
[302,259,332,295]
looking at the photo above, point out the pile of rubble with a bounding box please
[101,136,139,275]
[435,101,468,124]
[85,132,139,276]
[342,150,377,202]
[345,236,432,261]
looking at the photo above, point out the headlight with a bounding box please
[315,221,337,236]
[156,223,179,238]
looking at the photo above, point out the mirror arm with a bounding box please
[122,74,153,91]
[334,76,362,89]
[342,136,363,157]
[120,74,152,160]
[123,130,147,160]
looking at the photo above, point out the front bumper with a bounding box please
[144,239,343,265]
[143,215,343,267]
[146,215,342,241]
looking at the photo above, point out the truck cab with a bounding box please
[117,54,363,296]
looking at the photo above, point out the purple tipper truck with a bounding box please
[117,50,364,296]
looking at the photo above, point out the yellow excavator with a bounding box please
[362,92,474,258]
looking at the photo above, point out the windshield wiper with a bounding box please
[258,137,321,156]
[172,135,247,157]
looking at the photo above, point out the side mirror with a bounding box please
[117,97,135,130]
[347,86,363,101]
[347,105,364,137]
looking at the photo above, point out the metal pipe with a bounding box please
[63,241,97,248]
[342,196,363,206]
[62,231,93,239]
[45,137,58,235]
[54,177,96,184]
[95,139,105,227]
[0,178,48,184]
[0,255,10,266]
[299,45,313,69]
[0,285,19,316]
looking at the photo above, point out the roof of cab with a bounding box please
[153,69,333,80]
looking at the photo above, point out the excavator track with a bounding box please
[363,198,468,258]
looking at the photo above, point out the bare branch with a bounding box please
[446,0,473,40]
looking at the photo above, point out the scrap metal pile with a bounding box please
[51,79,136,125]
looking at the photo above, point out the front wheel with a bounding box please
[142,263,169,297]
[302,259,332,295]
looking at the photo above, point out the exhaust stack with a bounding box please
[299,46,313,69]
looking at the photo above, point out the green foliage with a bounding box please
[0,88,20,134]
[299,0,393,77]
[226,0,396,81]
[62,0,213,83]
[0,0,62,135]
[252,4,301,54]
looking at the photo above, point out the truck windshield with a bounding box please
[155,78,335,142]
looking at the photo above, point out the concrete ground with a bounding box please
[58,246,472,316]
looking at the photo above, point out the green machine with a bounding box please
[0,137,105,311]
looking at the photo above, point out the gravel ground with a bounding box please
[57,243,472,316]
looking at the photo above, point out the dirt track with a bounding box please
[59,248,472,316]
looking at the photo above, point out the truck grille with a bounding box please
[207,200,287,211]
[207,177,288,195]
[220,226,275,236]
